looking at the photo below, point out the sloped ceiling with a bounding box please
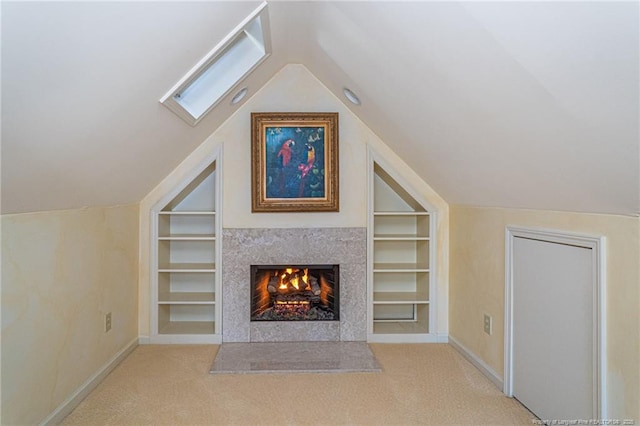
[2,1,638,215]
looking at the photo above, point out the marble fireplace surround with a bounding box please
[222,228,367,342]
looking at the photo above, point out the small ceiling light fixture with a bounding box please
[343,87,361,105]
[231,87,248,105]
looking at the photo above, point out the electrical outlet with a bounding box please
[483,314,492,335]
[105,312,112,333]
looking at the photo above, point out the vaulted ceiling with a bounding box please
[2,1,638,215]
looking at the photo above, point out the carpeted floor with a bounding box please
[62,343,536,425]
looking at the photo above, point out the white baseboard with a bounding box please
[40,337,139,425]
[448,335,503,390]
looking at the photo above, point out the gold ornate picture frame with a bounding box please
[251,112,339,212]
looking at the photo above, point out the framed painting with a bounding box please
[251,112,339,212]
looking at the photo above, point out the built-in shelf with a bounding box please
[152,159,221,343]
[158,321,216,335]
[158,263,216,272]
[373,234,430,240]
[158,292,216,303]
[373,292,429,303]
[374,211,430,215]
[158,234,216,240]
[373,263,430,272]
[158,211,216,215]
[368,157,436,342]
[373,320,429,335]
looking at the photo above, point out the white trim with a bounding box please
[449,335,503,390]
[150,210,159,336]
[504,226,606,419]
[366,149,375,338]
[429,210,438,334]
[40,338,138,425]
[436,333,449,343]
[214,149,223,335]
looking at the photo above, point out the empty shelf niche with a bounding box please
[154,161,219,339]
[371,162,433,337]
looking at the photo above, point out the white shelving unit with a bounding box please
[151,155,222,344]
[368,154,437,343]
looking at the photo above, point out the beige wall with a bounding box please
[1,204,139,424]
[449,205,639,420]
[138,64,449,337]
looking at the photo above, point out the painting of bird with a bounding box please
[277,139,295,167]
[297,144,315,178]
[297,144,317,197]
[263,123,328,200]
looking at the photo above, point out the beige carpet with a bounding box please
[62,343,535,425]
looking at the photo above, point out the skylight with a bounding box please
[160,2,271,126]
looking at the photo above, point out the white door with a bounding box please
[512,236,594,420]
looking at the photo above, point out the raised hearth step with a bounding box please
[210,341,381,374]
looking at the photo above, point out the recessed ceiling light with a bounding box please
[231,87,248,105]
[343,88,361,105]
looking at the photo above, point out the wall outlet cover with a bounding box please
[483,314,492,335]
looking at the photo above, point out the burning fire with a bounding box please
[252,265,336,321]
[278,268,310,291]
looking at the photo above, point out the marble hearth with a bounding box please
[222,228,367,342]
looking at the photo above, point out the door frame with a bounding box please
[504,226,606,419]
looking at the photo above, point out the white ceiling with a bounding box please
[2,1,638,215]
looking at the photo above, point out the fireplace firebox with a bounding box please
[250,264,339,321]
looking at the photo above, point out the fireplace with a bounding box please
[223,228,365,342]
[251,264,339,321]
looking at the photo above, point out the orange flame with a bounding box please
[277,267,311,291]
[320,275,333,306]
